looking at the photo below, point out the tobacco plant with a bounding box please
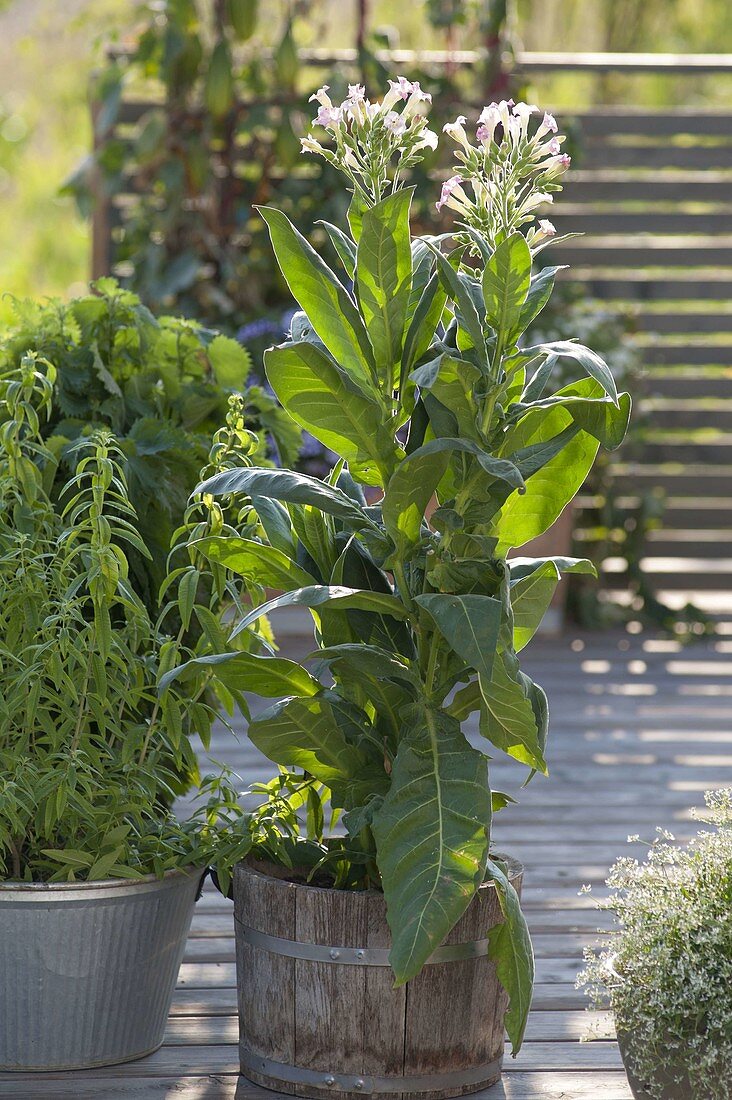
[0,360,253,888]
[167,83,630,1049]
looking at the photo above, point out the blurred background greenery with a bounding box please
[0,0,730,320]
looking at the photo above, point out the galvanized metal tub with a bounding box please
[0,867,204,1071]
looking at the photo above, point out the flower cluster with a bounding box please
[578,789,732,1099]
[301,78,438,207]
[437,99,571,251]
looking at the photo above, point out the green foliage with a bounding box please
[0,366,256,886]
[0,278,298,607]
[169,89,630,1049]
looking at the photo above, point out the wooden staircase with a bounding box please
[549,106,732,629]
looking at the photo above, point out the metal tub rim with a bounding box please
[0,865,205,904]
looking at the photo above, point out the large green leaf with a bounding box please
[427,246,487,366]
[482,232,531,340]
[159,649,320,698]
[372,704,491,984]
[382,438,524,550]
[486,858,534,1054]
[538,340,618,405]
[258,206,376,391]
[415,593,502,683]
[401,271,447,379]
[509,556,595,651]
[331,538,416,658]
[412,354,481,442]
[196,467,373,531]
[516,264,565,334]
[248,694,372,786]
[232,584,410,639]
[356,189,413,383]
[493,401,599,551]
[265,341,398,485]
[195,534,316,590]
[479,649,547,773]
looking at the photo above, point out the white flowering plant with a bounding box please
[579,791,732,1098]
[168,83,630,1051]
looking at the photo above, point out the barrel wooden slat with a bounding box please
[364,896,407,1098]
[402,875,519,1099]
[294,887,369,1090]
[234,866,297,1073]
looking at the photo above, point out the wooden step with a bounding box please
[564,171,732,203]
[550,236,732,267]
[565,270,732,300]
[552,209,732,235]
[632,311,732,335]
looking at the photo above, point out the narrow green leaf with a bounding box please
[479,649,547,773]
[258,206,375,390]
[427,245,487,364]
[356,188,413,381]
[482,232,531,340]
[486,858,535,1054]
[509,557,595,651]
[196,467,373,531]
[231,584,410,639]
[159,649,319,698]
[195,534,316,590]
[539,340,619,405]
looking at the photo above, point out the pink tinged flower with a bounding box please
[543,112,558,133]
[309,85,332,108]
[389,76,417,100]
[348,84,366,101]
[313,105,342,128]
[384,110,407,136]
[547,137,561,155]
[543,153,571,179]
[436,175,466,212]
[538,219,556,237]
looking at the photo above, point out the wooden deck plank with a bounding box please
[9,632,732,1096]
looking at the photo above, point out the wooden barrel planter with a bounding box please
[234,856,523,1100]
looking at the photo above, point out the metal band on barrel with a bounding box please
[240,1047,503,1093]
[235,919,490,966]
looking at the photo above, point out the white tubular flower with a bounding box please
[300,136,324,155]
[383,110,407,136]
[414,127,439,151]
[403,81,432,119]
[494,98,514,132]
[348,83,366,101]
[308,85,332,108]
[520,190,553,214]
[443,115,471,152]
[436,174,469,213]
[512,101,539,132]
